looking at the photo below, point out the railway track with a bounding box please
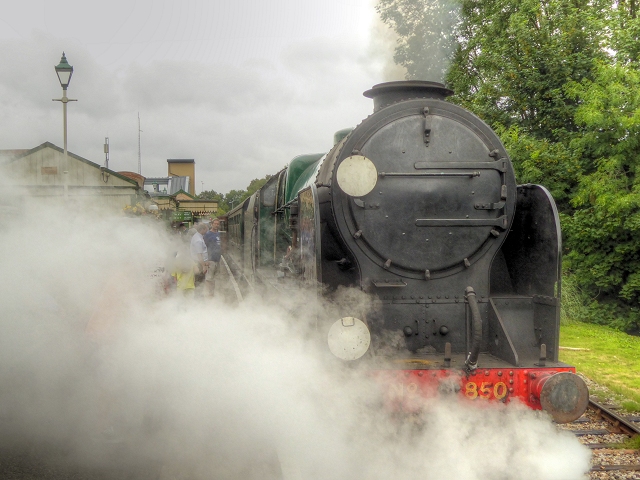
[561,399,640,478]
[588,400,640,439]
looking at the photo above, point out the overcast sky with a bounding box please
[0,0,402,193]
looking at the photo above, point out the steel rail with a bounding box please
[591,464,640,472]
[588,399,640,437]
[575,399,640,473]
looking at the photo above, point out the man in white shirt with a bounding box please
[190,223,209,294]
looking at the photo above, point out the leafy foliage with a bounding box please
[447,0,607,141]
[610,1,640,65]
[197,189,225,203]
[196,175,271,214]
[497,125,581,211]
[561,63,640,329]
[560,272,589,325]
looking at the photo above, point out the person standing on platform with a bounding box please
[190,223,209,295]
[203,219,222,297]
[172,251,196,298]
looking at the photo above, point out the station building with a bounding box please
[0,143,218,224]
[142,158,218,224]
[0,142,143,210]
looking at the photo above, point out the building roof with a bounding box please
[167,159,195,164]
[145,177,171,183]
[144,175,190,196]
[176,199,218,216]
[0,149,30,163]
[6,142,139,187]
[118,171,145,188]
[173,189,196,200]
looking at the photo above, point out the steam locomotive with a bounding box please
[224,81,589,423]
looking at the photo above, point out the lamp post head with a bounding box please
[55,52,73,89]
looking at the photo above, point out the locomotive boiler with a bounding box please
[225,81,589,423]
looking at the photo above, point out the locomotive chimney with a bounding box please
[363,81,454,112]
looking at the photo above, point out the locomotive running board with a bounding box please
[371,279,407,287]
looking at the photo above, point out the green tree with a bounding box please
[224,189,247,212]
[561,62,640,330]
[197,175,272,214]
[245,175,272,197]
[447,0,607,142]
[497,125,580,210]
[611,0,640,65]
[197,189,224,202]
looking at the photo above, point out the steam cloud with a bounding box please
[0,193,591,479]
[370,0,461,83]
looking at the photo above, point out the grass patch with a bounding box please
[621,435,640,450]
[559,322,640,409]
[622,400,640,411]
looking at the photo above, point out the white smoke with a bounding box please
[370,0,461,83]
[0,194,591,479]
[369,15,408,82]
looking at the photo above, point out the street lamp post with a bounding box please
[53,52,77,200]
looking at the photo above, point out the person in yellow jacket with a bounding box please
[171,249,195,297]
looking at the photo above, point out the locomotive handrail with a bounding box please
[270,198,298,216]
[465,286,482,372]
[416,216,508,228]
[414,160,508,172]
[379,171,480,178]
